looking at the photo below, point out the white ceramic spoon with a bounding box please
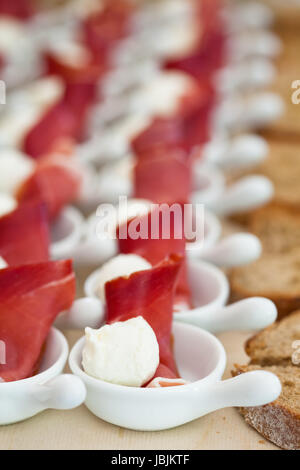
[214,91,284,133]
[192,165,274,216]
[0,328,86,425]
[201,134,268,170]
[188,233,262,267]
[215,58,276,94]
[174,297,277,334]
[69,322,281,431]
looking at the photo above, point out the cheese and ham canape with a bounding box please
[105,254,182,380]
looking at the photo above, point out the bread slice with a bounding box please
[233,311,300,449]
[246,310,300,366]
[255,141,300,209]
[233,364,300,450]
[230,251,300,320]
[249,204,300,254]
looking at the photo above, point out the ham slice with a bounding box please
[23,101,79,160]
[134,149,191,206]
[105,254,182,377]
[0,201,49,265]
[118,205,191,307]
[0,0,34,19]
[0,259,75,382]
[45,51,103,84]
[23,82,97,159]
[131,118,185,158]
[83,0,134,64]
[165,0,226,84]
[17,153,82,221]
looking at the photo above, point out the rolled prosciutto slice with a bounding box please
[165,0,226,86]
[0,0,34,20]
[131,118,185,158]
[0,259,75,382]
[82,0,134,65]
[105,254,182,378]
[118,204,191,308]
[17,152,82,221]
[0,201,49,265]
[23,81,97,159]
[134,149,191,206]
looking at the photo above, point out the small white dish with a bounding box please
[0,328,86,425]
[69,322,281,431]
[58,258,277,333]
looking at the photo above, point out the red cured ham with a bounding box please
[0,0,34,19]
[83,0,134,65]
[105,254,182,377]
[165,0,226,85]
[0,259,75,382]
[134,149,191,205]
[0,201,49,265]
[23,82,97,159]
[152,364,178,380]
[131,118,185,158]
[45,51,104,84]
[118,205,191,307]
[17,153,82,221]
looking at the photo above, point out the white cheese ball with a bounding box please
[82,317,159,387]
[95,254,151,302]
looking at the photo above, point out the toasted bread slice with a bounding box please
[233,364,300,450]
[249,204,300,254]
[245,310,300,366]
[230,251,300,320]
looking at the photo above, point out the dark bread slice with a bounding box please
[246,310,300,366]
[230,251,300,320]
[233,364,300,450]
[249,204,300,254]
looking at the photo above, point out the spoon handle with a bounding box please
[202,134,268,170]
[29,374,86,411]
[200,233,261,267]
[174,297,277,333]
[193,371,281,417]
[209,175,274,216]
